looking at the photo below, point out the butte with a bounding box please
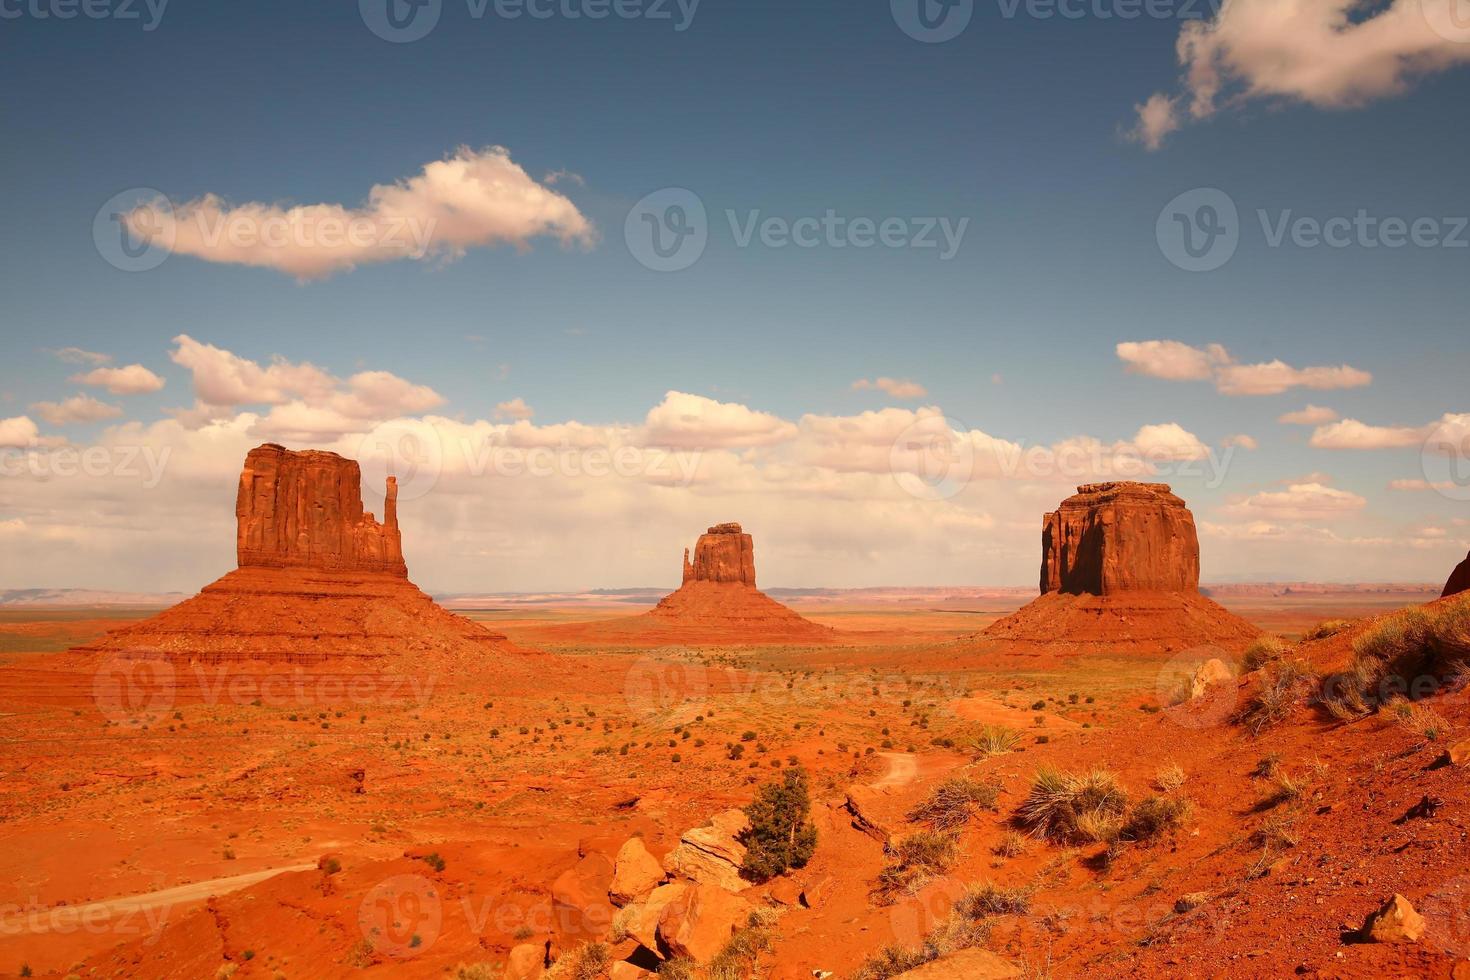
[979,482,1259,655]
[74,443,519,669]
[1444,549,1470,599]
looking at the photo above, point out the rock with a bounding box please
[662,809,750,892]
[685,523,757,586]
[800,875,834,909]
[236,443,405,575]
[1441,739,1470,767]
[1361,894,1425,944]
[893,947,1022,978]
[1452,961,1470,980]
[628,882,689,952]
[610,963,654,980]
[552,852,615,940]
[505,944,546,980]
[767,877,802,906]
[1040,483,1200,595]
[1174,892,1209,913]
[845,786,897,846]
[1444,551,1470,598]
[656,882,754,963]
[1190,658,1234,698]
[610,837,666,906]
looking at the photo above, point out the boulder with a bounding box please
[894,948,1022,978]
[767,877,802,906]
[845,786,897,846]
[1361,894,1425,944]
[1190,658,1234,698]
[552,852,615,940]
[505,944,546,980]
[1440,739,1470,768]
[1040,482,1200,596]
[610,837,666,906]
[663,809,749,892]
[236,443,405,575]
[610,963,655,980]
[1444,551,1470,598]
[627,882,689,952]
[800,875,834,909]
[656,882,754,963]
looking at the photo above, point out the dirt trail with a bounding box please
[26,863,317,930]
[871,752,918,789]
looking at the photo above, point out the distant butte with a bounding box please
[1445,550,1470,598]
[76,444,518,668]
[982,482,1259,654]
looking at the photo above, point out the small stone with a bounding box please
[1361,894,1425,944]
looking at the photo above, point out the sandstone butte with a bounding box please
[602,523,832,643]
[981,482,1259,654]
[1444,550,1470,598]
[73,444,517,668]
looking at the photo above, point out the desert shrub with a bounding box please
[1122,795,1193,844]
[548,943,609,980]
[1015,767,1127,842]
[1238,659,1316,735]
[1252,812,1299,851]
[973,725,1023,757]
[1251,753,1283,780]
[1387,696,1453,742]
[609,904,637,943]
[1351,598,1470,702]
[1155,764,1186,792]
[1303,618,1354,642]
[420,852,446,872]
[1242,636,1291,672]
[851,944,935,980]
[877,829,960,897]
[707,916,777,980]
[954,880,1031,918]
[1254,771,1305,810]
[992,830,1027,858]
[739,768,818,882]
[454,965,496,980]
[907,777,1002,830]
[657,958,697,980]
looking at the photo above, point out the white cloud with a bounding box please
[71,364,166,395]
[1117,340,1371,395]
[1310,413,1470,450]
[1222,433,1259,450]
[126,146,596,280]
[1389,478,1455,491]
[852,377,929,400]
[495,398,535,421]
[1222,482,1367,520]
[1131,422,1212,461]
[1278,404,1340,425]
[0,416,43,448]
[1135,0,1470,148]
[29,394,124,426]
[170,335,335,406]
[51,347,112,366]
[1128,93,1181,151]
[641,391,798,449]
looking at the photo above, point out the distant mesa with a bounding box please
[982,482,1259,654]
[76,443,518,668]
[1445,551,1470,599]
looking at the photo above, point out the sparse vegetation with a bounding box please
[907,776,1002,830]
[1238,658,1316,735]
[954,880,1031,917]
[993,830,1028,858]
[1242,635,1291,672]
[974,725,1023,757]
[1303,618,1354,642]
[1016,767,1128,843]
[1121,794,1192,844]
[877,829,960,898]
[739,768,818,882]
[549,942,608,980]
[1155,764,1186,792]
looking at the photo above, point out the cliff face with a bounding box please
[1040,482,1200,596]
[235,444,406,576]
[1445,552,1470,599]
[683,523,757,588]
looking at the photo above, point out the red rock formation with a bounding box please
[1445,552,1470,598]
[76,444,516,668]
[236,444,405,576]
[1041,482,1199,596]
[983,482,1258,654]
[684,523,757,587]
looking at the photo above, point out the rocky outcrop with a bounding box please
[610,837,666,907]
[1041,483,1199,596]
[1444,551,1470,598]
[684,523,757,586]
[237,444,405,576]
[981,483,1259,655]
[656,883,754,963]
[662,809,749,892]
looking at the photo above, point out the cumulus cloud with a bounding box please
[852,377,929,400]
[170,335,334,406]
[1223,433,1259,450]
[1130,422,1212,461]
[1222,482,1367,520]
[1134,0,1470,149]
[1117,340,1371,395]
[1309,412,1470,450]
[29,394,124,426]
[1279,404,1340,425]
[71,364,166,395]
[124,146,596,280]
[51,347,112,366]
[641,391,798,449]
[494,397,535,421]
[0,415,43,448]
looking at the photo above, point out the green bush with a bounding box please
[739,768,818,882]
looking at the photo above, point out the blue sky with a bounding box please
[2,0,1469,591]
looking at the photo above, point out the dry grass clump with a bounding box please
[907,777,1002,830]
[850,917,989,980]
[1254,770,1305,811]
[974,725,1023,757]
[1155,764,1187,792]
[954,880,1032,918]
[1252,812,1300,851]
[1386,695,1453,742]
[1242,635,1292,673]
[1303,618,1355,642]
[454,966,496,980]
[1016,767,1128,843]
[1238,658,1317,735]
[877,830,961,898]
[657,959,697,980]
[707,912,778,980]
[992,830,1028,858]
[1121,794,1193,844]
[1351,598,1470,700]
[548,943,608,980]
